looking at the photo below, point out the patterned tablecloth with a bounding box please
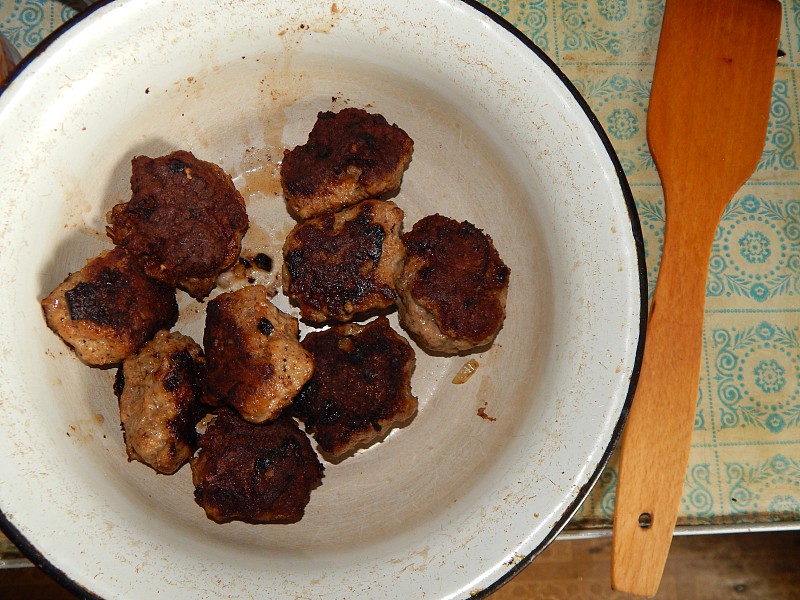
[1,0,798,565]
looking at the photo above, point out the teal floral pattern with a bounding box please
[754,359,786,394]
[708,196,800,300]
[559,0,663,61]
[712,322,800,433]
[598,0,628,22]
[0,0,78,55]
[695,385,706,431]
[680,464,714,523]
[759,80,797,172]
[726,455,800,522]
[769,495,800,520]
[606,108,638,140]
[511,0,551,51]
[561,0,624,56]
[738,231,771,264]
[793,1,800,55]
[481,0,509,17]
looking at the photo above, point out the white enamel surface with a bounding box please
[0,0,643,598]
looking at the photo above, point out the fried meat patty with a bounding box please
[114,330,205,474]
[106,150,249,300]
[281,108,414,219]
[293,316,417,457]
[41,247,179,366]
[203,285,314,424]
[282,200,405,322]
[191,408,323,523]
[396,214,510,354]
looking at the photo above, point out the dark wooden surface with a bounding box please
[494,531,800,599]
[1,531,798,599]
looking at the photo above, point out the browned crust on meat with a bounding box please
[203,285,314,424]
[115,330,206,474]
[281,108,414,219]
[292,316,417,457]
[190,409,323,524]
[41,247,178,366]
[282,200,405,322]
[397,214,510,353]
[106,150,249,299]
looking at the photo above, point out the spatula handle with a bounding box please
[611,213,716,596]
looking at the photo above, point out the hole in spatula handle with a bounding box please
[638,512,652,529]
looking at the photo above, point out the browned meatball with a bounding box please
[396,214,510,354]
[293,316,417,457]
[106,150,249,300]
[41,247,178,367]
[191,408,324,524]
[282,200,405,323]
[114,330,205,474]
[281,108,414,219]
[203,285,314,424]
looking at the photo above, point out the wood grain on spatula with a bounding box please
[611,0,781,596]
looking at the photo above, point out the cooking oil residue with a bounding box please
[239,146,286,200]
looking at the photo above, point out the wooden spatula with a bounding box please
[611,0,781,596]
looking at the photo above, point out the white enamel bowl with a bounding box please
[0,0,645,597]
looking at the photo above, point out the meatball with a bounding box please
[106,150,249,300]
[191,408,324,524]
[281,108,414,219]
[41,247,178,367]
[293,316,417,457]
[114,330,205,474]
[203,285,314,424]
[282,200,405,322]
[396,214,510,354]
